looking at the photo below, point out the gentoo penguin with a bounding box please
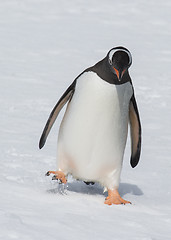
[39,46,141,205]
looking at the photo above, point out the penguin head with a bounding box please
[107,47,132,81]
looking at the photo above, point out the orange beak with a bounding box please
[113,67,120,80]
[113,67,126,81]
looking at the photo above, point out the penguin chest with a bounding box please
[57,72,133,179]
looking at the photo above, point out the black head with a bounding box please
[107,46,132,82]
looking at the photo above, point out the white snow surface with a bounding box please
[0,0,171,239]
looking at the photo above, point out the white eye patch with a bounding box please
[108,48,132,66]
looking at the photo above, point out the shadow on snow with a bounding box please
[47,180,143,198]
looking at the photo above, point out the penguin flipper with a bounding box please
[39,80,76,149]
[129,94,142,168]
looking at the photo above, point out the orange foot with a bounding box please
[104,189,131,205]
[46,171,67,184]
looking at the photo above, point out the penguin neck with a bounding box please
[87,58,131,85]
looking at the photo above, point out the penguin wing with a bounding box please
[39,80,76,149]
[129,94,142,168]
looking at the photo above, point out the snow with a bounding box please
[0,0,171,239]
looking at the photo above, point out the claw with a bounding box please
[52,175,57,180]
[52,175,63,183]
[45,171,50,176]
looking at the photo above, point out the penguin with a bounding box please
[39,46,141,205]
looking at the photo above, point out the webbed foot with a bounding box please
[45,170,67,184]
[104,189,131,205]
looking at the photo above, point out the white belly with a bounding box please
[57,72,133,189]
